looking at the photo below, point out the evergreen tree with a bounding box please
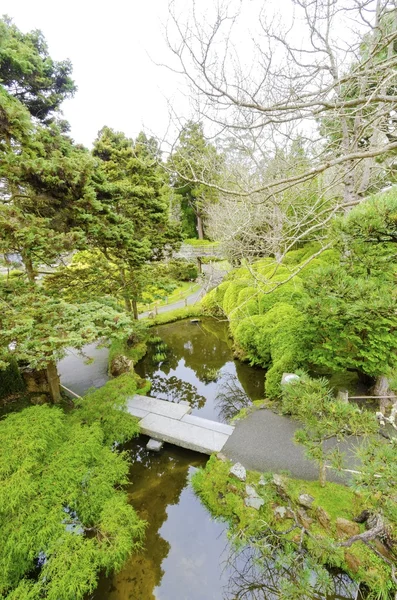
[168,121,221,239]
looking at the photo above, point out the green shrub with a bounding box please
[167,258,198,281]
[0,359,25,400]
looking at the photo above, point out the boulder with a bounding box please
[273,474,289,498]
[217,452,228,463]
[274,506,287,519]
[245,496,264,510]
[317,507,331,529]
[297,508,314,529]
[336,518,360,539]
[230,462,246,482]
[146,439,163,452]
[344,551,362,573]
[298,493,315,509]
[245,485,259,498]
[109,355,132,377]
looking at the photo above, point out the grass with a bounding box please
[184,238,219,247]
[144,305,203,326]
[138,281,200,313]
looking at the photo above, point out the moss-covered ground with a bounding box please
[192,455,395,598]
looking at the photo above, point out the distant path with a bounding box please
[139,262,228,319]
[223,408,359,483]
[139,284,204,319]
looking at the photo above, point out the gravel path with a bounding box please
[223,408,360,483]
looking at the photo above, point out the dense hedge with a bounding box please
[0,359,25,400]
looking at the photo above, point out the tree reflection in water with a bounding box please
[223,545,360,600]
[215,371,252,422]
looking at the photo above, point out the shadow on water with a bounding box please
[135,318,266,423]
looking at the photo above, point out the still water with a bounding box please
[90,319,359,600]
[135,318,265,422]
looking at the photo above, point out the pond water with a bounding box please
[57,319,361,600]
[134,318,265,422]
[93,437,359,600]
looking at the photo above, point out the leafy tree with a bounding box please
[281,374,377,486]
[72,126,182,318]
[0,17,76,121]
[0,404,145,600]
[0,279,137,402]
[167,121,221,239]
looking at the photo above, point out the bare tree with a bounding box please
[162,0,397,263]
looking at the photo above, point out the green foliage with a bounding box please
[0,358,25,400]
[144,305,203,326]
[0,17,76,120]
[192,456,392,597]
[0,405,145,600]
[168,121,222,238]
[234,303,306,397]
[281,374,378,484]
[0,280,138,370]
[72,373,143,445]
[166,258,198,281]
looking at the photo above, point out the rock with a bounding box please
[336,518,360,539]
[22,368,50,394]
[317,507,331,529]
[344,551,362,573]
[245,496,264,510]
[146,438,163,452]
[273,474,288,497]
[281,373,300,385]
[274,506,287,519]
[245,485,259,498]
[298,493,315,509]
[109,354,132,377]
[296,508,314,529]
[230,462,246,482]
[30,393,48,405]
[258,476,266,486]
[217,452,228,463]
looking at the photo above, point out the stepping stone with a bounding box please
[146,438,163,452]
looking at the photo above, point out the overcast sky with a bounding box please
[1,0,189,147]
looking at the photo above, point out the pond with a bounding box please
[134,317,265,422]
[58,319,362,600]
[93,437,359,600]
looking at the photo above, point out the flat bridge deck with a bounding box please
[126,395,234,454]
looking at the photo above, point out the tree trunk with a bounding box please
[373,375,396,414]
[46,360,62,403]
[196,212,204,240]
[21,253,36,283]
[319,461,327,487]
[132,299,139,320]
[124,297,132,313]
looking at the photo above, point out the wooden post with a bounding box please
[337,389,349,403]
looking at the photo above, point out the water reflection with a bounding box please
[93,437,360,600]
[223,546,359,600]
[135,319,265,422]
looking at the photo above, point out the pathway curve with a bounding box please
[222,408,360,483]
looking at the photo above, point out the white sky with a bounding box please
[1,0,189,147]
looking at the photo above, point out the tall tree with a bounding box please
[167,121,221,239]
[78,127,182,319]
[0,16,76,121]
